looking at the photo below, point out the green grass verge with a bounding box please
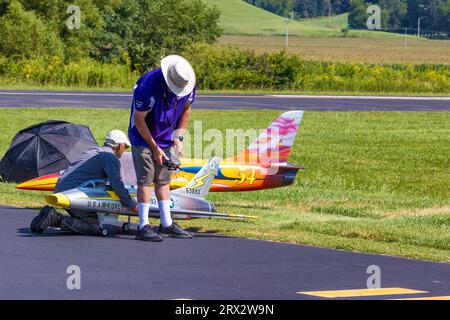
[0,83,131,92]
[0,108,449,262]
[2,84,450,97]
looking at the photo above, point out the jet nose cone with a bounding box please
[16,179,40,190]
[15,182,28,190]
[15,173,59,191]
[46,193,70,208]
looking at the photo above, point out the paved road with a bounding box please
[0,207,448,300]
[1,90,450,111]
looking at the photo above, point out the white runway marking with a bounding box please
[1,91,450,101]
[268,94,450,100]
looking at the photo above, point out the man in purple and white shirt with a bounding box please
[128,55,196,242]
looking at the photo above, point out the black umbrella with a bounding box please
[0,120,98,183]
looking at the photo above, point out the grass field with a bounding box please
[219,35,450,65]
[206,0,450,65]
[0,108,449,262]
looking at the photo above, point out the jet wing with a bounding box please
[147,207,259,221]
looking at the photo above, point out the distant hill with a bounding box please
[204,0,404,38]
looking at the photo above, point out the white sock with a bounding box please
[158,200,173,228]
[138,202,150,229]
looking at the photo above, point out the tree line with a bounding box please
[245,0,450,32]
[0,0,221,71]
[244,0,350,17]
[349,0,450,32]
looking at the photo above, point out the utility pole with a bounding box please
[327,0,332,28]
[285,17,290,49]
[417,16,426,37]
[285,1,293,49]
[404,27,407,49]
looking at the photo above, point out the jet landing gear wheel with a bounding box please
[97,213,108,237]
[122,223,131,233]
[122,216,132,234]
[100,228,108,237]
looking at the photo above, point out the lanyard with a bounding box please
[164,92,178,130]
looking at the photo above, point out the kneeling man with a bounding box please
[31,130,137,235]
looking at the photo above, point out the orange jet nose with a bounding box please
[16,173,59,191]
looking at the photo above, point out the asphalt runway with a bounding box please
[0,206,448,300]
[1,90,450,111]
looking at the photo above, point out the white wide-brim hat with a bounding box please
[161,55,196,98]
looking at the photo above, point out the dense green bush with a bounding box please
[1,44,449,93]
[0,56,138,89]
[184,44,450,93]
[0,0,221,71]
[0,1,63,59]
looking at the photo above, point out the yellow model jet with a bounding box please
[17,111,304,193]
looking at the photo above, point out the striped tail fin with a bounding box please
[227,110,304,164]
[174,157,221,198]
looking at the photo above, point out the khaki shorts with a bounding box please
[132,146,172,186]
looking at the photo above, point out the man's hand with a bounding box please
[131,205,138,213]
[152,146,169,165]
[173,139,184,158]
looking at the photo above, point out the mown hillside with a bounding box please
[204,0,405,38]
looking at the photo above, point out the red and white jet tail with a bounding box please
[227,110,304,165]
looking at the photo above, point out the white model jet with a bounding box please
[45,157,259,236]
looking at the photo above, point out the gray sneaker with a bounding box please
[135,225,163,242]
[31,206,50,234]
[30,206,61,234]
[158,223,193,239]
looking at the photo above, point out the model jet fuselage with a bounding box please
[46,180,215,219]
[45,157,258,222]
[17,111,304,193]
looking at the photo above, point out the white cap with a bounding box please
[161,55,196,97]
[105,130,131,148]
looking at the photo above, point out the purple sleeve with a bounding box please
[187,87,196,105]
[133,81,156,112]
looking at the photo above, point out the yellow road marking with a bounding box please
[297,288,428,298]
[392,296,450,300]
